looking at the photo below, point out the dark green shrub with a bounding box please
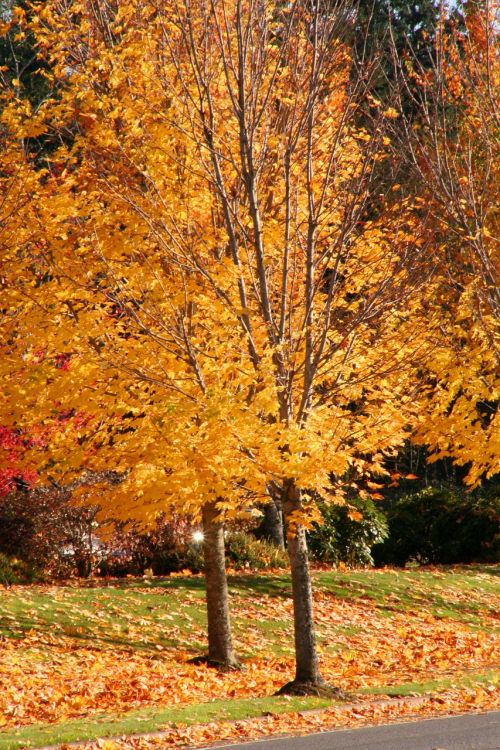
[225,532,288,570]
[373,485,500,566]
[0,553,42,585]
[148,539,204,575]
[307,497,388,567]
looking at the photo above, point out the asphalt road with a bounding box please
[204,711,500,750]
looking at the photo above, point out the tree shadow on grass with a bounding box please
[0,611,208,655]
[316,569,498,624]
[0,579,209,654]
[227,574,292,597]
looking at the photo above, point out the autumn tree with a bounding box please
[389,0,499,487]
[1,87,264,668]
[2,0,437,692]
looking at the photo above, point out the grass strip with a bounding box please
[0,694,331,750]
[359,668,498,698]
[2,669,497,750]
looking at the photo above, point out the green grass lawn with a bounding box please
[315,566,500,625]
[1,566,497,646]
[0,564,498,750]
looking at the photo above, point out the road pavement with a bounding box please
[202,711,500,750]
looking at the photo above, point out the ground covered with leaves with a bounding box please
[1,566,498,749]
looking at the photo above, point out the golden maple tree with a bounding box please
[389,0,499,487]
[0,0,475,692]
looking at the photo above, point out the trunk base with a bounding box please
[188,654,241,672]
[275,679,350,699]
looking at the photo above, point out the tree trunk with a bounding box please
[74,553,92,578]
[277,480,340,697]
[257,489,285,548]
[200,501,238,670]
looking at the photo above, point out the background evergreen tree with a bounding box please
[353,0,445,101]
[0,1,52,108]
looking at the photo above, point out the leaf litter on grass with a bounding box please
[73,687,499,750]
[0,567,498,738]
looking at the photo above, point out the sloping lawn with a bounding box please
[0,565,498,749]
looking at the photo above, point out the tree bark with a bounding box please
[277,480,340,697]
[200,501,238,670]
[257,489,285,548]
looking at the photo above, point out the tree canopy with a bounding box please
[0,0,498,691]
